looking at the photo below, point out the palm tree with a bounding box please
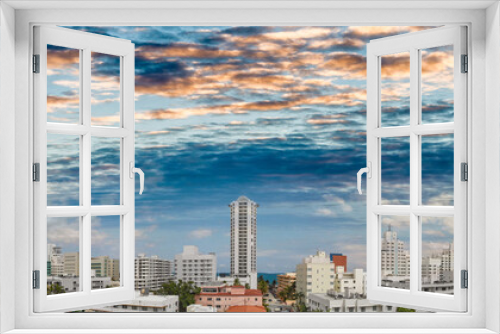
[233,277,241,286]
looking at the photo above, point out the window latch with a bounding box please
[357,162,371,195]
[129,161,145,195]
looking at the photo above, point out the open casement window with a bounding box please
[33,26,138,312]
[364,26,467,312]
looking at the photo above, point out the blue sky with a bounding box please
[46,26,455,273]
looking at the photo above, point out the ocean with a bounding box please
[217,273,283,284]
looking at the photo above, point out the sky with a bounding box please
[45,26,455,274]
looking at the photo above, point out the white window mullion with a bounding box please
[81,47,92,294]
[409,46,420,294]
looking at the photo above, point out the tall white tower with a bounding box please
[229,196,258,289]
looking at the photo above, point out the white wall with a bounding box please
[485,2,500,333]
[0,2,16,333]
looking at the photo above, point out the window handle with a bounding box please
[357,162,371,195]
[129,161,145,195]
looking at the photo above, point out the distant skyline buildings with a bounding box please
[229,196,258,289]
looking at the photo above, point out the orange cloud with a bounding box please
[137,43,243,59]
[47,95,79,113]
[47,48,79,69]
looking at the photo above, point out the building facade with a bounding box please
[229,196,258,289]
[195,285,263,312]
[175,245,216,286]
[135,254,173,291]
[277,272,296,295]
[330,253,348,272]
[296,251,335,299]
[92,291,179,313]
[63,252,79,276]
[380,226,410,287]
[307,292,397,313]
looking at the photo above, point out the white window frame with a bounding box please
[365,26,467,312]
[1,1,499,333]
[33,25,136,312]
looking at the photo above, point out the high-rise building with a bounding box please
[296,251,335,299]
[47,244,64,276]
[135,254,173,290]
[229,195,258,289]
[175,246,216,286]
[63,252,80,276]
[330,253,348,272]
[380,226,410,279]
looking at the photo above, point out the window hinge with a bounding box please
[33,54,40,73]
[461,54,468,73]
[33,270,40,289]
[33,163,40,182]
[461,270,468,289]
[461,162,468,181]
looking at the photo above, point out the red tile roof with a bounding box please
[226,305,267,313]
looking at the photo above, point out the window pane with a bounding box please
[91,137,121,205]
[47,217,81,294]
[47,133,80,206]
[421,45,454,124]
[421,134,454,206]
[91,52,121,127]
[47,45,80,124]
[380,216,410,290]
[421,217,454,295]
[380,52,410,127]
[91,216,121,290]
[381,137,410,205]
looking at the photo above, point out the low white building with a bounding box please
[175,246,217,286]
[187,304,217,312]
[307,292,396,313]
[92,291,179,313]
[334,268,365,296]
[47,275,112,293]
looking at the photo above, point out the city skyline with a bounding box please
[46,26,455,273]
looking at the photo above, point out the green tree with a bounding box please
[244,283,250,289]
[396,307,416,312]
[258,277,269,295]
[155,280,201,312]
[233,277,241,286]
[47,283,65,295]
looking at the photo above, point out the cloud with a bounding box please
[188,229,213,239]
[315,208,337,217]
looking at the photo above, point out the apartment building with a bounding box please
[229,196,258,289]
[175,245,216,286]
[195,285,263,312]
[334,268,365,296]
[63,252,79,276]
[307,292,397,313]
[381,226,410,286]
[296,251,335,298]
[135,254,173,290]
[277,272,296,294]
[330,253,348,272]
